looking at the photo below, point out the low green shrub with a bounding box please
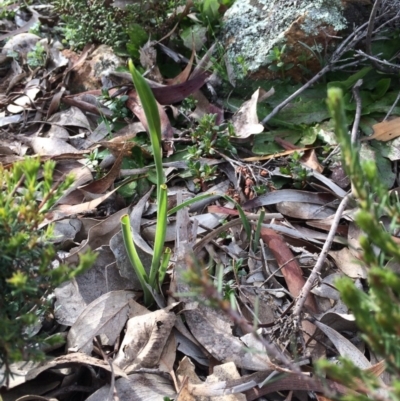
[0,158,96,383]
[316,88,400,400]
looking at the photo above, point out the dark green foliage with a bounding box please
[54,0,130,50]
[185,113,237,160]
[318,88,400,400]
[52,0,185,53]
[0,158,96,382]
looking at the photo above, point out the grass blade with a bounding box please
[121,214,152,305]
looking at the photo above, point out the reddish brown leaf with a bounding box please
[78,146,126,194]
[259,227,318,314]
[151,72,209,105]
[166,47,195,86]
[127,90,174,140]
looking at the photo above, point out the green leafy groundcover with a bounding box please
[0,158,96,382]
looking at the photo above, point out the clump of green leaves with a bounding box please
[185,113,237,160]
[315,88,400,400]
[187,160,218,190]
[184,114,236,189]
[279,151,309,189]
[0,158,96,381]
[53,0,130,50]
[0,0,16,19]
[99,89,130,123]
[27,42,47,68]
[265,44,294,80]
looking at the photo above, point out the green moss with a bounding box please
[52,0,186,54]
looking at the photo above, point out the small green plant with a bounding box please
[314,87,400,400]
[188,160,218,190]
[185,113,237,160]
[279,151,309,188]
[236,55,249,76]
[0,158,96,382]
[253,184,268,196]
[0,0,16,19]
[179,95,198,114]
[27,42,47,68]
[83,148,109,179]
[28,22,41,36]
[99,89,130,123]
[121,60,169,306]
[265,44,294,79]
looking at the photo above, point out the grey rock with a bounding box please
[222,0,373,83]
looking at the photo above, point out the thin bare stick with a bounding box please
[385,91,400,120]
[261,22,370,125]
[292,193,352,317]
[351,79,363,144]
[365,0,382,60]
[261,65,331,125]
[355,50,400,70]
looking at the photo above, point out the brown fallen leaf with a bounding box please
[259,227,321,356]
[26,353,128,381]
[78,145,126,194]
[232,88,264,138]
[362,117,400,142]
[113,306,177,373]
[127,89,174,140]
[67,290,139,354]
[259,227,318,314]
[151,72,209,105]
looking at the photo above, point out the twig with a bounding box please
[365,0,382,63]
[384,91,400,120]
[351,79,363,144]
[355,50,400,70]
[261,22,370,125]
[363,0,400,74]
[261,65,331,125]
[292,193,352,318]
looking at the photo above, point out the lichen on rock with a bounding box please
[222,0,349,83]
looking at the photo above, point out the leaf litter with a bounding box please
[1,1,400,400]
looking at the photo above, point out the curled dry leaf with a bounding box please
[276,201,336,219]
[313,320,371,369]
[67,290,138,354]
[48,105,91,128]
[243,189,336,210]
[55,247,134,326]
[114,306,177,373]
[45,185,122,223]
[20,136,80,156]
[232,89,264,138]
[26,352,128,381]
[329,247,367,279]
[85,372,176,401]
[182,301,271,371]
[362,117,400,142]
[64,206,130,265]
